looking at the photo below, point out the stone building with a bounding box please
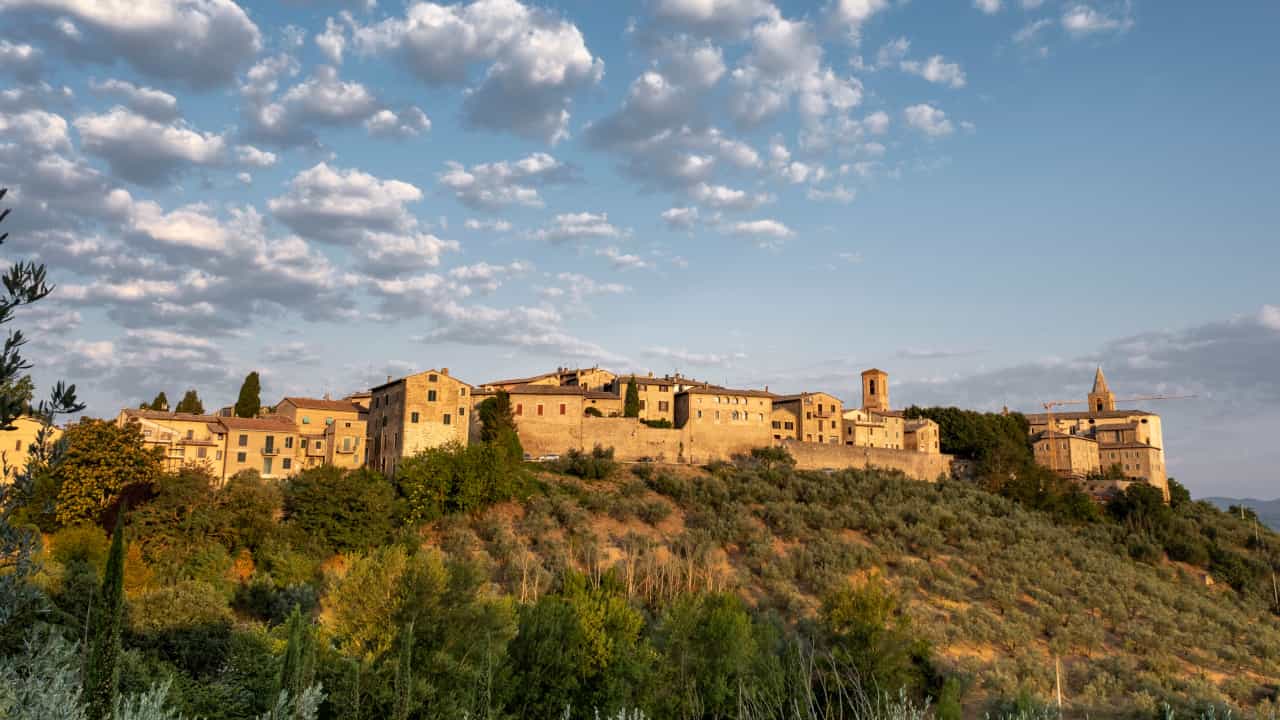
[0,416,62,482]
[274,397,367,471]
[674,386,775,463]
[117,409,227,474]
[771,392,843,444]
[367,369,472,477]
[216,416,300,481]
[1027,368,1169,499]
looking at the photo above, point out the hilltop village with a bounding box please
[104,365,1171,498]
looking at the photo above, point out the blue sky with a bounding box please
[1,0,1277,496]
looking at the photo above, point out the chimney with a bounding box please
[648,371,654,378]
[442,367,449,376]
[386,375,392,383]
[323,392,331,401]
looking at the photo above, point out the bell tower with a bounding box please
[861,368,889,412]
[1087,367,1116,414]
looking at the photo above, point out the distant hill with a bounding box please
[1205,496,1280,531]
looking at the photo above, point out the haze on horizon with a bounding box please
[0,0,1275,497]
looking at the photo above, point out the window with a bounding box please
[784,421,794,430]
[264,436,275,454]
[516,404,523,416]
[411,411,420,423]
[559,403,566,415]
[345,421,351,427]
[216,450,223,460]
[263,457,273,475]
[429,374,438,382]
[238,434,248,447]
[732,411,740,421]
[537,404,544,416]
[640,400,646,410]
[302,416,311,424]
[772,421,781,429]
[428,390,438,402]
[696,410,703,418]
[715,411,720,420]
[197,447,207,459]
[325,417,333,425]
[302,439,309,449]
[343,437,352,452]
[458,407,465,417]
[186,429,193,439]
[237,452,246,463]
[283,458,292,470]
[461,388,467,396]
[285,436,293,449]
[443,414,452,425]
[658,401,669,412]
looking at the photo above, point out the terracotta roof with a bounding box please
[492,384,619,399]
[214,416,298,432]
[122,409,221,423]
[678,386,775,399]
[481,371,559,387]
[371,369,471,392]
[280,397,363,413]
[861,368,887,375]
[1026,409,1156,422]
[1034,430,1098,443]
[1099,441,1162,451]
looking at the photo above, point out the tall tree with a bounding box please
[0,187,85,648]
[623,378,640,418]
[52,420,163,526]
[477,390,522,462]
[234,372,262,418]
[174,388,203,415]
[393,621,415,720]
[85,511,126,720]
[146,391,169,412]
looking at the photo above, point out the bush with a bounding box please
[396,442,528,523]
[640,418,672,429]
[283,466,397,552]
[548,445,617,480]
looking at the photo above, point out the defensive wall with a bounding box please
[515,415,951,482]
[782,440,954,481]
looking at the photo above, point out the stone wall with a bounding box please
[783,440,953,482]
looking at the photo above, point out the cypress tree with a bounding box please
[147,391,169,412]
[478,390,523,462]
[85,511,126,720]
[279,604,315,714]
[393,621,415,720]
[234,371,262,418]
[624,378,641,418]
[174,388,204,415]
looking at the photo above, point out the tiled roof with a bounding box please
[371,369,472,392]
[494,384,619,399]
[679,386,775,399]
[214,416,298,432]
[122,409,221,423]
[1026,409,1156,422]
[1099,441,1163,451]
[280,397,363,413]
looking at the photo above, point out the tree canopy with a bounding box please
[174,389,204,415]
[50,419,163,527]
[233,372,261,418]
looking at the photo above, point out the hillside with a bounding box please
[1205,497,1280,532]
[453,460,1280,716]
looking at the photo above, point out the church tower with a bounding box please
[1087,367,1116,414]
[861,368,890,413]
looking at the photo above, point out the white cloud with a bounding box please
[807,185,855,203]
[1,0,262,89]
[464,218,514,232]
[87,78,178,121]
[596,246,653,271]
[903,103,955,137]
[235,145,277,168]
[973,0,1001,14]
[644,346,746,368]
[649,0,775,39]
[237,172,252,184]
[352,0,603,143]
[532,212,629,244]
[316,14,349,64]
[74,106,227,184]
[661,206,699,230]
[0,39,42,81]
[1260,305,1280,332]
[539,271,627,306]
[1014,18,1054,44]
[438,152,575,211]
[364,106,431,138]
[1062,4,1134,36]
[690,182,772,211]
[901,55,967,89]
[830,0,890,43]
[728,218,794,244]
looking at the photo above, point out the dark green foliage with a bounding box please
[624,380,640,418]
[283,466,396,552]
[128,579,235,679]
[654,592,765,720]
[85,513,126,720]
[145,391,170,411]
[549,445,617,480]
[234,371,262,418]
[640,418,673,428]
[396,442,528,523]
[279,605,317,710]
[477,390,523,462]
[392,621,414,720]
[584,406,603,417]
[819,580,936,697]
[174,389,204,415]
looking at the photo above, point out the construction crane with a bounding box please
[1037,394,1195,484]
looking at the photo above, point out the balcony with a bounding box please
[261,446,279,456]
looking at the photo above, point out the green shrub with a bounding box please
[397,442,529,523]
[283,466,397,552]
[549,445,617,480]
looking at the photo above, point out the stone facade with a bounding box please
[1026,368,1169,499]
[772,392,843,445]
[274,397,367,471]
[368,369,473,478]
[0,416,62,482]
[117,409,227,475]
